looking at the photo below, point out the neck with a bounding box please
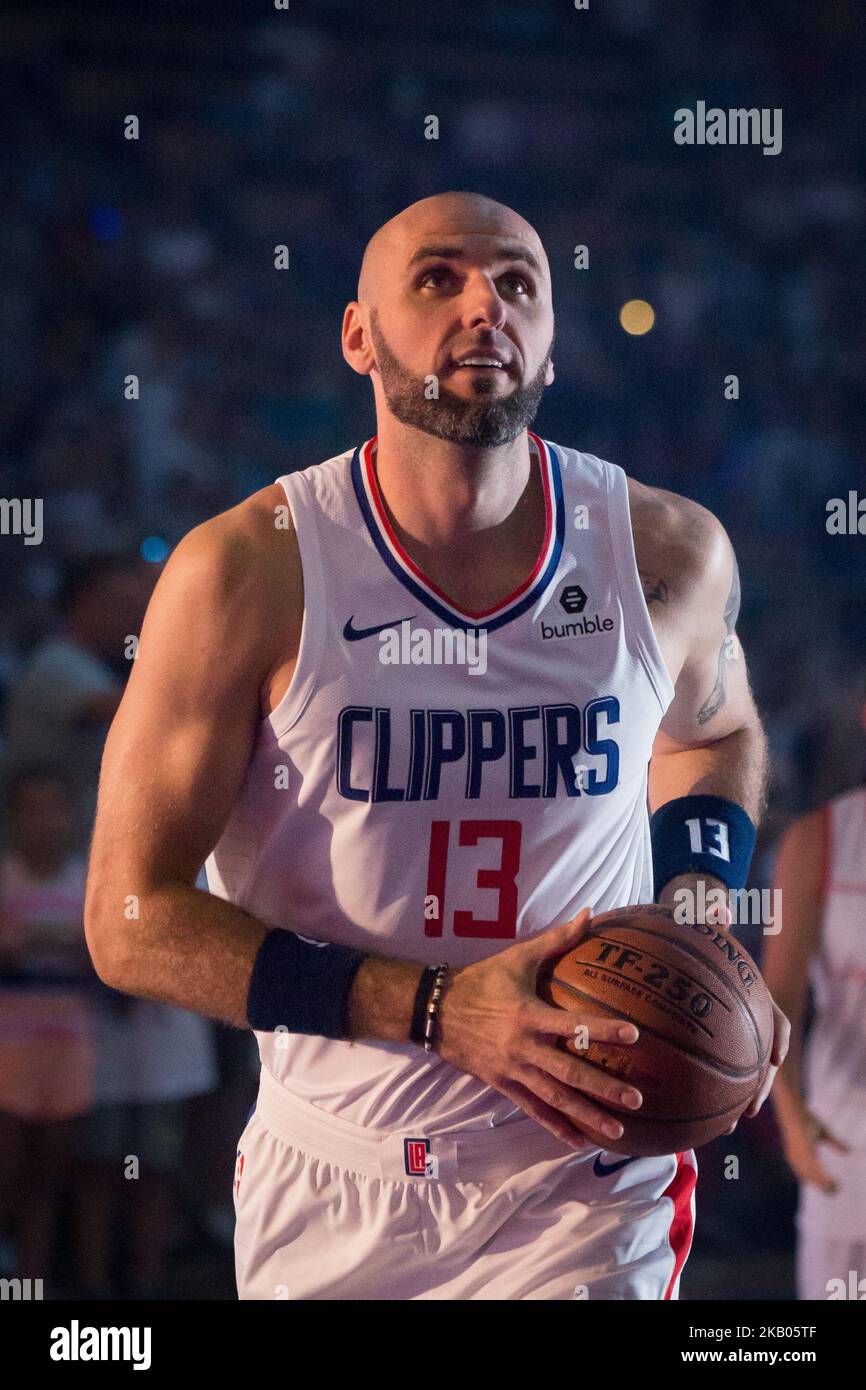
[367,421,545,611]
[371,419,536,551]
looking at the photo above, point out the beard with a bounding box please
[368,309,552,448]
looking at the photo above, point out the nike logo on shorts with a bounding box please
[593,1154,638,1176]
[343,615,415,641]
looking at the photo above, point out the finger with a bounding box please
[771,1009,791,1067]
[490,1079,593,1152]
[744,1064,777,1118]
[523,1041,643,1112]
[520,907,593,965]
[771,1037,789,1067]
[521,1001,640,1047]
[705,901,732,927]
[516,1062,628,1142]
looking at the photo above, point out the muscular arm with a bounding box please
[642,500,768,824]
[85,505,279,1026]
[636,490,788,1118]
[84,495,420,1039]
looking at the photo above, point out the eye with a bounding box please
[500,272,531,296]
[418,266,457,289]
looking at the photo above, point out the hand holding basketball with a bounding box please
[538,903,778,1154]
[435,907,644,1151]
[656,873,790,1132]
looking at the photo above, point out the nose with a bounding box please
[459,271,508,333]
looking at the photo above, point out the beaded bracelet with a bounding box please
[410,962,450,1053]
[423,965,450,1054]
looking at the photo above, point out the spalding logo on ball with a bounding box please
[537,904,774,1156]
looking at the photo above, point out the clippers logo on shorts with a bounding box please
[234,1149,245,1197]
[403,1137,439,1178]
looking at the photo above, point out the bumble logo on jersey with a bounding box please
[336,699,621,802]
[536,583,617,640]
[539,612,616,640]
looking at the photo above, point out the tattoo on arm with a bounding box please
[640,572,669,607]
[697,554,741,725]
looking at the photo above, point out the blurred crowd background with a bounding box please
[0,0,863,1299]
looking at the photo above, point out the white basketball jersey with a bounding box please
[803,785,866,1148]
[205,432,675,1131]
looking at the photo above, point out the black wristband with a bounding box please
[246,928,366,1039]
[650,794,757,899]
[410,963,448,1046]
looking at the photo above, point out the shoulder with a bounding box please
[142,483,302,672]
[175,482,295,567]
[165,483,300,605]
[626,475,736,611]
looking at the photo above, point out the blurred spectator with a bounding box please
[0,765,94,1294]
[3,554,154,848]
[71,941,219,1299]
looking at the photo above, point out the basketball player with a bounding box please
[765,749,866,1300]
[84,192,788,1300]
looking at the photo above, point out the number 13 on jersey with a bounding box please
[425,819,522,938]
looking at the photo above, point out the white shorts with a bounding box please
[233,1065,697,1301]
[796,1233,866,1301]
[796,1144,866,1299]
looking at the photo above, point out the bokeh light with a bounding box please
[619,299,656,335]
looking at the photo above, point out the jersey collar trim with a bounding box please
[350,431,564,633]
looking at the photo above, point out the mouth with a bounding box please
[450,356,511,375]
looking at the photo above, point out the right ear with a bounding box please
[342,303,376,376]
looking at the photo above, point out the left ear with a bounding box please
[545,358,555,386]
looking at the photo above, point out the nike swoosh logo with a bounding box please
[342,616,414,641]
[593,1155,638,1176]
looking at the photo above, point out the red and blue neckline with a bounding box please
[350,430,564,632]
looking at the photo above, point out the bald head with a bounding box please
[343,190,556,445]
[356,191,549,307]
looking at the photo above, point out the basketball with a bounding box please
[538,904,774,1157]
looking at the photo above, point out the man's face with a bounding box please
[362,227,555,447]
